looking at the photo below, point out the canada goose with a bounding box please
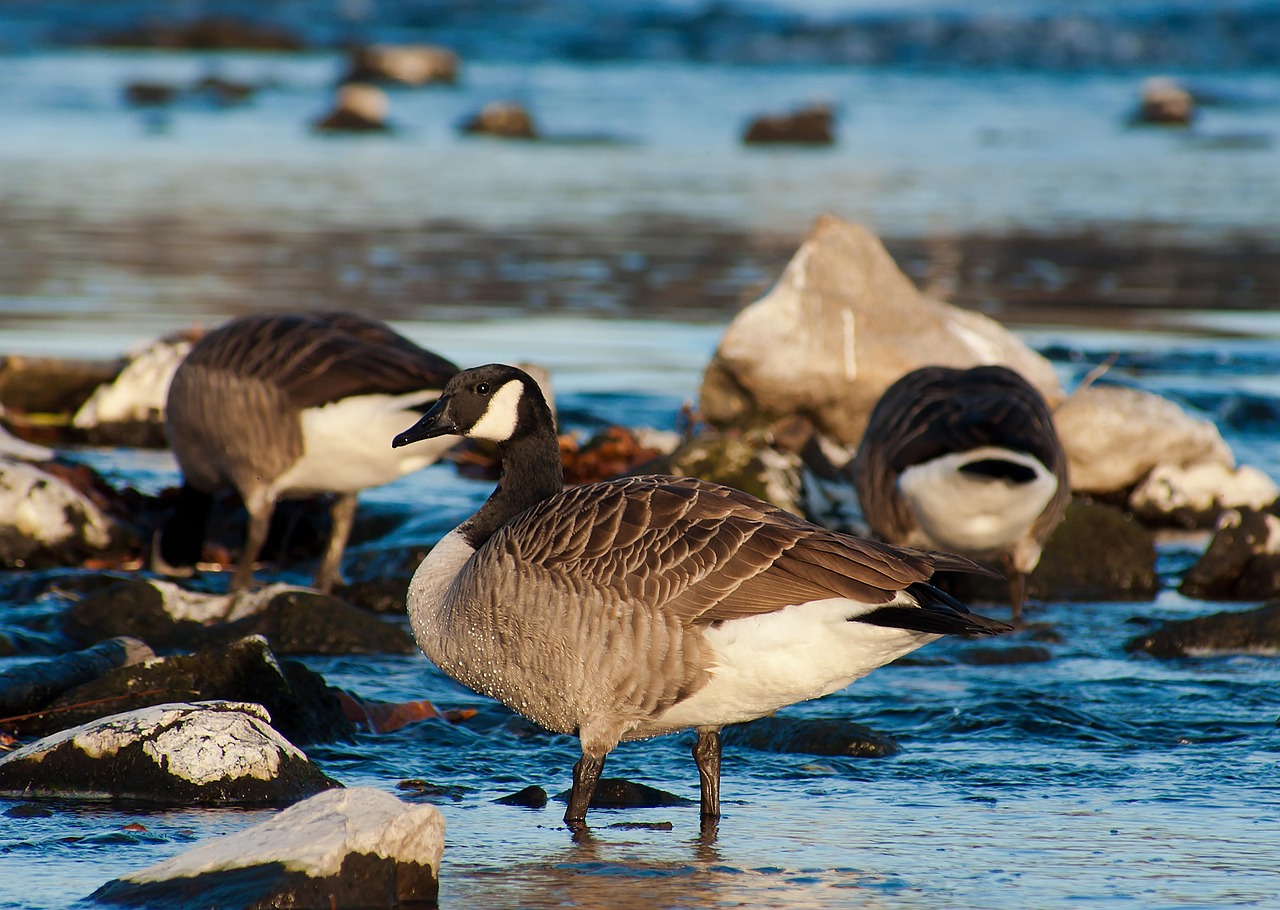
[393,363,1010,831]
[851,365,1069,621]
[160,311,458,593]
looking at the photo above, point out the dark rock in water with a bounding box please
[123,81,176,107]
[956,644,1054,666]
[63,579,415,655]
[336,577,410,615]
[313,84,392,133]
[555,778,693,809]
[494,785,548,808]
[92,788,442,909]
[95,16,303,51]
[0,701,339,805]
[0,635,153,719]
[0,353,120,422]
[722,715,899,758]
[342,44,460,86]
[7,635,352,745]
[1125,602,1280,658]
[397,779,468,802]
[460,101,537,139]
[4,802,53,818]
[1179,508,1280,600]
[946,499,1158,604]
[743,103,835,145]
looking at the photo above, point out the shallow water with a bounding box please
[3,8,1280,907]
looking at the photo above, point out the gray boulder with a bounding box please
[699,215,1063,448]
[0,701,338,804]
[0,456,120,566]
[1126,602,1280,658]
[93,787,443,908]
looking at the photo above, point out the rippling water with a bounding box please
[2,6,1280,906]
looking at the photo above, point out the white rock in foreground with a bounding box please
[0,701,337,804]
[700,214,1063,447]
[96,788,444,908]
[1054,385,1234,493]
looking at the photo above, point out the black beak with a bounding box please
[392,396,457,448]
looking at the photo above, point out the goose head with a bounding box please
[393,363,549,448]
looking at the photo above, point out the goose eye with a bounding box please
[476,382,490,395]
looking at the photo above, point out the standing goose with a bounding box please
[160,311,458,592]
[851,364,1069,621]
[393,363,1011,831]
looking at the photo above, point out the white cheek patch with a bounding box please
[467,380,524,442]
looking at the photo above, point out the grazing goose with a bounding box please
[851,365,1069,621]
[160,311,458,592]
[393,363,1011,831]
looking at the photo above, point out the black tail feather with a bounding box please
[853,582,1012,636]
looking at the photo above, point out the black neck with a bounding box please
[460,412,563,549]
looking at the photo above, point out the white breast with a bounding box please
[651,595,937,732]
[897,446,1059,555]
[273,390,449,496]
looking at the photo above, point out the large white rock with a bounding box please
[1053,385,1235,493]
[0,701,336,804]
[95,788,444,908]
[699,214,1063,447]
[0,456,116,561]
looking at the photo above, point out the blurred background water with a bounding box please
[1,1,1279,908]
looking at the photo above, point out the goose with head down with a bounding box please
[394,363,1011,831]
[851,364,1069,621]
[160,311,458,593]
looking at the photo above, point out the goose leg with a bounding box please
[565,751,607,831]
[1004,554,1027,624]
[232,497,275,592]
[315,492,357,593]
[692,727,722,821]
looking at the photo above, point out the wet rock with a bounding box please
[723,715,899,758]
[343,44,460,86]
[72,334,194,448]
[398,779,469,802]
[1129,462,1278,529]
[96,16,303,51]
[0,423,52,460]
[93,787,442,908]
[1125,602,1280,658]
[495,785,548,808]
[1054,385,1232,495]
[0,635,153,720]
[461,101,538,139]
[956,644,1054,666]
[0,457,121,567]
[699,215,1063,448]
[1131,77,1196,126]
[945,498,1158,603]
[7,635,353,745]
[556,778,693,809]
[0,354,120,433]
[313,84,392,133]
[0,701,338,804]
[63,579,415,655]
[561,425,670,484]
[743,102,835,145]
[646,425,804,513]
[1179,508,1280,600]
[192,75,257,106]
[123,81,176,107]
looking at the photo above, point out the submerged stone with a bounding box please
[1125,602,1280,658]
[722,715,899,758]
[0,701,339,805]
[93,787,443,909]
[554,778,693,809]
